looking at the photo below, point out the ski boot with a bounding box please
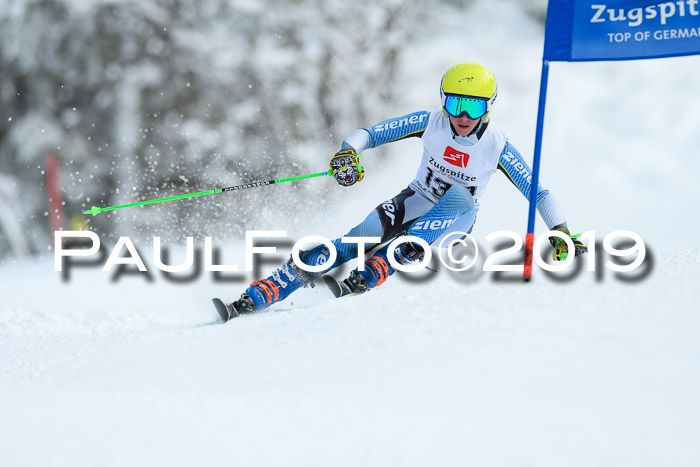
[324,240,425,298]
[361,240,425,288]
[235,256,318,313]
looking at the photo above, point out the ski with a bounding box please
[212,274,363,323]
[211,297,239,322]
[320,274,367,298]
[321,275,344,298]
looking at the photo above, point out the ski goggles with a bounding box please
[442,93,492,120]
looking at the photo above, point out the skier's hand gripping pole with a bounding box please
[82,150,366,217]
[330,148,365,187]
[549,225,588,261]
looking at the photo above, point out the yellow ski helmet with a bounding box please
[440,63,498,122]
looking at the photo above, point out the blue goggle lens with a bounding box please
[443,95,488,119]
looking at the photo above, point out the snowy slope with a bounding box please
[1,248,699,466]
[2,0,700,465]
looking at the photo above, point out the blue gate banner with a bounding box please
[544,0,700,61]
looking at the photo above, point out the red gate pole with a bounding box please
[46,151,64,250]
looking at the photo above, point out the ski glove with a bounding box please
[549,226,588,261]
[330,148,364,187]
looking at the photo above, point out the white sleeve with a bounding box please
[536,190,567,230]
[341,129,372,153]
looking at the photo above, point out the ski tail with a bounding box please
[212,298,238,322]
[321,275,344,298]
[321,271,368,299]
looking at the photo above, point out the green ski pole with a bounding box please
[83,169,331,217]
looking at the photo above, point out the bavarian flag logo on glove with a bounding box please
[330,148,364,187]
